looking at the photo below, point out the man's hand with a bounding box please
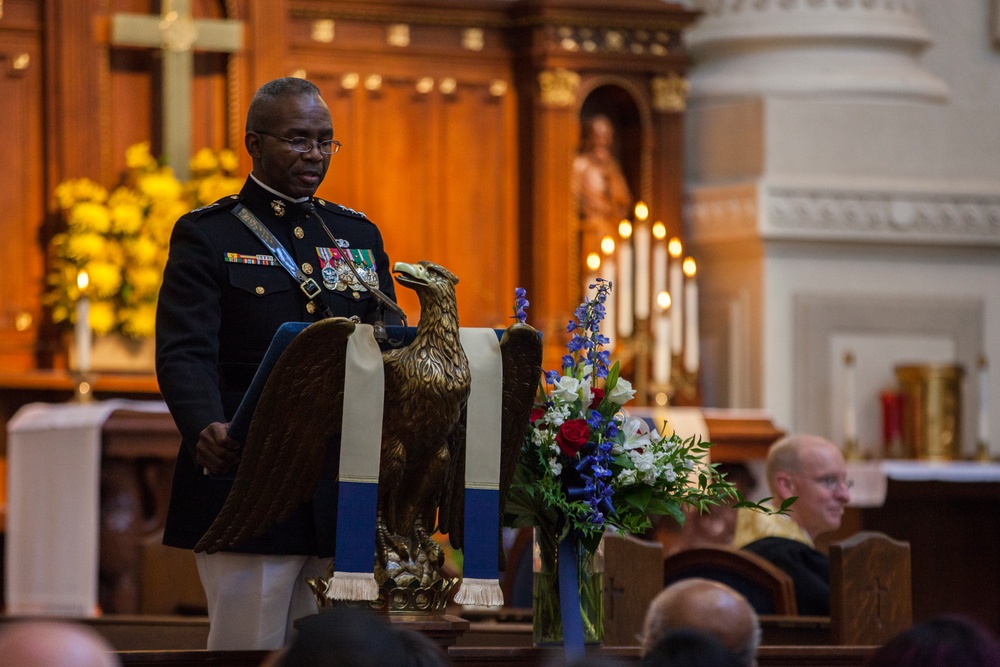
[196,422,242,475]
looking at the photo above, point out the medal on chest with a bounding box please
[316,246,380,292]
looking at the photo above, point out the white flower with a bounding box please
[621,416,652,452]
[552,375,585,403]
[662,467,677,483]
[549,459,563,476]
[630,449,656,473]
[619,469,637,485]
[607,377,636,405]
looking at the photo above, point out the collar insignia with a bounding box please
[271,199,286,217]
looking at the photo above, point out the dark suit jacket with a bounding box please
[156,176,397,554]
[742,536,831,615]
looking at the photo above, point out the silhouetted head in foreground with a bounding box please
[640,628,743,667]
[642,578,760,667]
[277,607,451,667]
[0,621,121,667]
[865,615,1000,667]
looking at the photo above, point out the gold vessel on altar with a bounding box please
[895,364,964,461]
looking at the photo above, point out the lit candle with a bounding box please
[75,270,92,374]
[980,355,990,445]
[668,237,683,356]
[633,203,650,321]
[584,252,601,302]
[654,291,671,384]
[683,258,698,374]
[844,351,857,444]
[617,221,633,337]
[652,222,667,318]
[601,236,616,351]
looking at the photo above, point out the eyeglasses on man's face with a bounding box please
[809,474,853,492]
[255,131,341,155]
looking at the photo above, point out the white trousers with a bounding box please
[195,551,330,650]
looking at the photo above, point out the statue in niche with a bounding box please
[572,114,633,258]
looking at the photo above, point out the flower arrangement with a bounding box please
[504,278,751,555]
[504,279,763,645]
[45,143,242,339]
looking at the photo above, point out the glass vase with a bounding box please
[532,527,605,645]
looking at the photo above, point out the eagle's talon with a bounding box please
[413,519,444,569]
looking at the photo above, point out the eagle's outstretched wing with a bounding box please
[195,317,356,553]
[439,323,542,563]
[496,323,543,527]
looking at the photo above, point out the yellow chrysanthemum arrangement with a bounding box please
[46,143,242,339]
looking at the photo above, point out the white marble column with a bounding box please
[685,0,947,101]
[684,0,1000,459]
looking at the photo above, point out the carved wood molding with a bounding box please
[538,68,580,107]
[651,73,688,112]
[289,1,510,27]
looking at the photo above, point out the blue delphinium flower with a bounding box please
[512,287,529,323]
[560,278,614,380]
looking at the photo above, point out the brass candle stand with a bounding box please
[73,372,96,403]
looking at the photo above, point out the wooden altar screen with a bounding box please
[0,0,696,375]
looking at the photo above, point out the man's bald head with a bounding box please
[641,578,760,667]
[0,621,120,667]
[766,434,851,539]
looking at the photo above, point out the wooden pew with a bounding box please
[662,546,798,615]
[830,531,911,645]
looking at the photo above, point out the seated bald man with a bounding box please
[732,434,852,615]
[641,578,761,667]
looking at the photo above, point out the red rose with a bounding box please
[589,387,605,410]
[529,407,547,424]
[556,419,591,457]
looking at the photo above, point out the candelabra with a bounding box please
[583,202,700,406]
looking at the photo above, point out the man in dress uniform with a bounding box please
[155,77,398,650]
[732,434,852,615]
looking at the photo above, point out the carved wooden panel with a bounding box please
[0,1,44,370]
[286,4,519,327]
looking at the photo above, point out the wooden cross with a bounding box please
[111,0,243,180]
[870,576,891,629]
[606,575,625,621]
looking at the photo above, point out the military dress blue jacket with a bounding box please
[156,176,397,554]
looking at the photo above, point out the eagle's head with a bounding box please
[392,261,459,293]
